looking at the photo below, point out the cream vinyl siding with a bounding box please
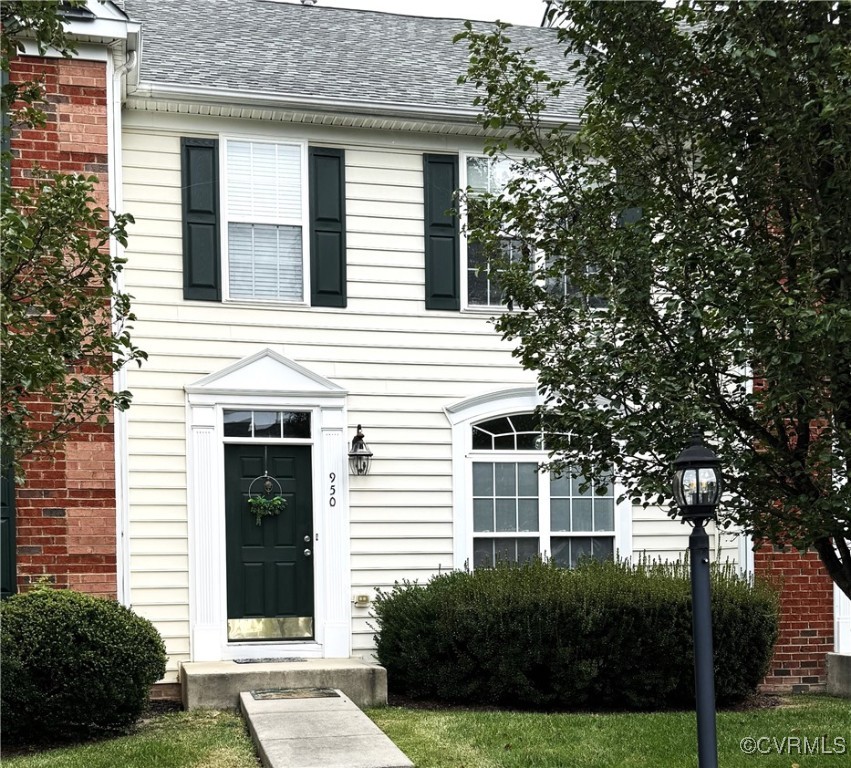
[121,113,741,674]
[122,118,506,674]
[631,505,743,565]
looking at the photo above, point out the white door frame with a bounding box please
[185,349,351,661]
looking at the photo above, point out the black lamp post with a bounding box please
[672,431,722,768]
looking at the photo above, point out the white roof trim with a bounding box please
[128,82,581,131]
[125,97,513,137]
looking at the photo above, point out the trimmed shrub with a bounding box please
[1,585,167,744]
[373,558,778,710]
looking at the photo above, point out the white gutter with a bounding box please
[109,47,137,607]
[131,81,582,131]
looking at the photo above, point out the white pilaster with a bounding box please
[188,405,225,661]
[321,407,351,657]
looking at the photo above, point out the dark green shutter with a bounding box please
[309,147,347,308]
[423,154,460,310]
[1,464,16,599]
[615,169,642,227]
[181,138,221,301]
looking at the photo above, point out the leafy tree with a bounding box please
[457,1,851,597]
[1,0,145,477]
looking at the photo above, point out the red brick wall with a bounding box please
[755,545,833,692]
[9,54,117,598]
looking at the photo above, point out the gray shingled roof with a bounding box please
[123,0,585,122]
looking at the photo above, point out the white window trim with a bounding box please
[220,135,311,306]
[445,387,632,569]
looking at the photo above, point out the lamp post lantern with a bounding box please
[672,431,721,768]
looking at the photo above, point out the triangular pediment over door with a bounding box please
[186,348,346,397]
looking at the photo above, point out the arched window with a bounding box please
[445,388,631,570]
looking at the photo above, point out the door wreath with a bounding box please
[247,473,287,526]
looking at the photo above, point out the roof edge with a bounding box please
[130,81,581,130]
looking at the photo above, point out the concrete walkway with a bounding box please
[240,688,413,768]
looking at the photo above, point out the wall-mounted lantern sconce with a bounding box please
[348,424,373,476]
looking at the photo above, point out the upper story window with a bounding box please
[462,155,609,312]
[464,155,523,309]
[224,140,307,302]
[181,137,346,308]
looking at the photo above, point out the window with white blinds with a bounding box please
[225,140,306,301]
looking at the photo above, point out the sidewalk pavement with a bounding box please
[239,687,414,768]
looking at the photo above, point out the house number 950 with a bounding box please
[328,472,337,507]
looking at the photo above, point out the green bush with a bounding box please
[1,585,167,744]
[373,558,778,711]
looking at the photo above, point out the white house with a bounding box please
[111,0,751,689]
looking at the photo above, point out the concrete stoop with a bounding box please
[180,658,388,710]
[240,689,413,768]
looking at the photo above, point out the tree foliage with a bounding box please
[1,0,145,476]
[457,1,851,596]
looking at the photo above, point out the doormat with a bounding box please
[250,687,341,700]
[234,657,307,664]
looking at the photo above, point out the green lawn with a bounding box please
[367,695,850,768]
[2,710,259,768]
[3,695,847,768]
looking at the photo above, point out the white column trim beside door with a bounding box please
[320,409,351,657]
[187,405,226,661]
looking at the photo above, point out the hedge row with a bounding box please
[373,558,778,710]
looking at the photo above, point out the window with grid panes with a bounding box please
[225,140,306,302]
[223,409,311,439]
[470,413,616,568]
[466,157,606,310]
[465,156,525,307]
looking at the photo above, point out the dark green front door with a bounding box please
[225,445,313,640]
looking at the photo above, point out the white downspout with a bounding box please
[109,48,136,606]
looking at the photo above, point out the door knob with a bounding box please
[304,548,312,557]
